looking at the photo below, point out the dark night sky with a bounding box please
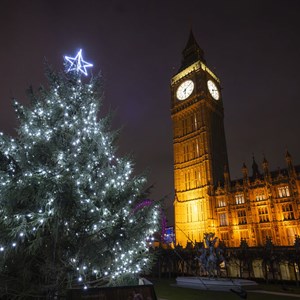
[1,1,300,223]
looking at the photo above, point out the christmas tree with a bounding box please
[0,50,161,298]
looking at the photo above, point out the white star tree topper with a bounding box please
[64,49,93,76]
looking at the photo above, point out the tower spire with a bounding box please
[262,154,270,181]
[242,162,249,186]
[252,155,260,178]
[285,149,296,177]
[224,164,231,191]
[179,30,206,72]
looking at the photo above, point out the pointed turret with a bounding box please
[252,155,260,178]
[262,155,270,181]
[285,150,296,177]
[179,30,206,72]
[286,150,292,166]
[224,164,231,191]
[262,155,269,172]
[242,163,249,185]
[242,162,248,178]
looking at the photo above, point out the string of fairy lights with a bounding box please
[0,49,161,289]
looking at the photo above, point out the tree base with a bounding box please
[67,280,157,299]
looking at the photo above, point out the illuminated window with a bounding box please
[258,207,269,223]
[199,201,204,221]
[189,115,195,132]
[235,194,245,204]
[287,227,297,245]
[218,198,226,207]
[196,139,199,156]
[200,133,205,155]
[189,139,200,160]
[186,202,199,223]
[282,204,294,220]
[240,231,249,240]
[261,229,272,243]
[186,204,192,222]
[221,232,229,243]
[194,170,200,188]
[237,210,247,224]
[192,141,197,159]
[278,186,290,198]
[183,144,189,161]
[194,113,198,130]
[219,213,228,226]
[192,202,199,222]
[256,192,266,201]
[185,172,191,190]
[182,118,188,135]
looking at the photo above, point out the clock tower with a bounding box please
[171,31,229,246]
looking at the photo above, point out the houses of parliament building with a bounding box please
[172,31,300,248]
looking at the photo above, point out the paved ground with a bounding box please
[153,277,300,300]
[249,290,300,298]
[157,289,300,300]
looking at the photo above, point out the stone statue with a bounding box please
[196,232,225,277]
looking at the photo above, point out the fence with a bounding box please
[149,244,300,284]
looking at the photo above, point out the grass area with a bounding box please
[149,278,300,300]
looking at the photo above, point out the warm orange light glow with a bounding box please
[172,38,300,248]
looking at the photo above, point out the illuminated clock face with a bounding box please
[176,80,194,100]
[207,80,220,100]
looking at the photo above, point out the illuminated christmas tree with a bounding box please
[0,50,161,298]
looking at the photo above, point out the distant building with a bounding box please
[163,226,175,245]
[171,31,300,247]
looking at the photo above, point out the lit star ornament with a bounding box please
[64,49,93,76]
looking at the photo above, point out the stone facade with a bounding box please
[171,31,300,247]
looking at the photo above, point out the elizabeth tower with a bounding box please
[172,32,229,246]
